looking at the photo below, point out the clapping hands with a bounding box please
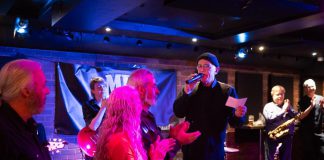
[319,97,324,108]
[149,136,175,160]
[282,99,291,111]
[169,121,201,145]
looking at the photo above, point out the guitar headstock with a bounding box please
[47,138,68,154]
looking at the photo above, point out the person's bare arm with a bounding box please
[88,98,108,130]
[299,96,316,120]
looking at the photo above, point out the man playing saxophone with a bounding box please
[263,85,298,160]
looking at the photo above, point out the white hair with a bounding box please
[271,85,285,96]
[303,79,316,88]
[0,59,41,102]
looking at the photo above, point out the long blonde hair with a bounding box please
[95,85,147,160]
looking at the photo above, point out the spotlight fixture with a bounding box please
[258,46,265,52]
[13,17,29,38]
[103,36,110,43]
[235,48,248,61]
[136,40,143,46]
[105,27,111,32]
[312,52,317,56]
[236,33,248,43]
[192,38,198,43]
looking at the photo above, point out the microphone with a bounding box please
[185,73,203,84]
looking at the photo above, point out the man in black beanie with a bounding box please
[173,52,247,160]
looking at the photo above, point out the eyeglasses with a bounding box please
[197,64,211,70]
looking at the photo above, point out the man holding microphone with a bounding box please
[174,52,247,160]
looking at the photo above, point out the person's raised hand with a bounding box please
[148,136,175,160]
[283,99,291,112]
[235,105,247,117]
[184,73,200,94]
[311,96,316,108]
[319,97,324,109]
[169,121,201,145]
[101,97,109,109]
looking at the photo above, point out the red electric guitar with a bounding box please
[77,126,98,157]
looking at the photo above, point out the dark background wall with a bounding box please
[235,72,263,120]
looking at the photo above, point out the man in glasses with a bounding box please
[81,77,108,159]
[174,52,247,160]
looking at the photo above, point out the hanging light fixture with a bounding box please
[235,47,248,61]
[13,17,29,38]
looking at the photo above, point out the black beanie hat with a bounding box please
[197,52,220,67]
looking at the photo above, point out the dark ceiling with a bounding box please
[0,0,323,74]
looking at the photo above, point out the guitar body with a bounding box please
[77,126,98,157]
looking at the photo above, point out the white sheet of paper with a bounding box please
[225,96,247,108]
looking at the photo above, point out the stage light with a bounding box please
[105,27,111,32]
[14,17,29,37]
[235,48,248,61]
[236,33,248,43]
[15,18,28,33]
[258,46,264,51]
[312,52,317,56]
[192,38,198,43]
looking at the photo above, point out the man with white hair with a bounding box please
[0,59,51,160]
[127,68,201,159]
[298,79,324,160]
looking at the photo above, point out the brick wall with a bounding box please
[0,46,323,160]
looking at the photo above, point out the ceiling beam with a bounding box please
[217,12,324,45]
[51,0,83,26]
[53,0,147,32]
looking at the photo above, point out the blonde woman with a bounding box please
[95,85,165,160]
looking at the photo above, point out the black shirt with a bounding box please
[173,80,245,160]
[81,99,101,160]
[0,102,51,160]
[299,94,324,134]
[140,110,180,159]
[140,110,161,151]
[82,99,100,126]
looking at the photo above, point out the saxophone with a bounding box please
[268,113,301,140]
